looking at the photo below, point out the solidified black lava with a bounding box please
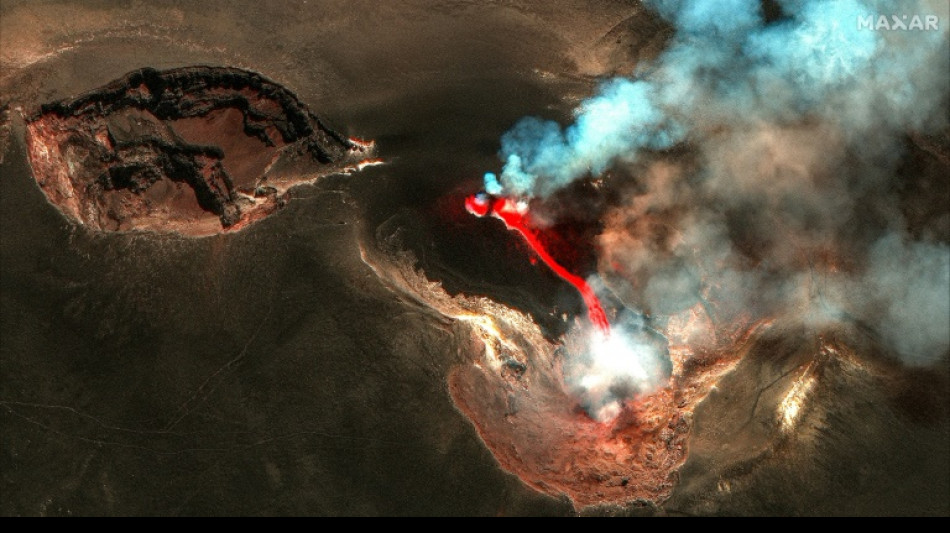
[25,66,374,235]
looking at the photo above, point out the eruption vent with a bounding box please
[465,193,610,334]
[482,0,950,368]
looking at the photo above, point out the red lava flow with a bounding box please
[465,193,610,334]
[440,192,763,508]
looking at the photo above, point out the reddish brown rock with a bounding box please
[447,309,761,509]
[25,66,376,236]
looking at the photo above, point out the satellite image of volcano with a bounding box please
[1,0,948,517]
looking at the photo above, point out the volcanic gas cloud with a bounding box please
[432,0,949,509]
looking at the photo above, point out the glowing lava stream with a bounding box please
[466,193,610,334]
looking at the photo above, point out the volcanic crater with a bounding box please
[25,66,376,236]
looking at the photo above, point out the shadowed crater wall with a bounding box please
[25,66,375,236]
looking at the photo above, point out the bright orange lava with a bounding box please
[465,193,610,334]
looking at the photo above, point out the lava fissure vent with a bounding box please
[453,0,948,509]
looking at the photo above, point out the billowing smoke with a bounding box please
[562,310,672,422]
[485,0,949,412]
[483,78,682,197]
[488,0,947,196]
[862,236,950,365]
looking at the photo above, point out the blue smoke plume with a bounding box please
[486,0,949,372]
[486,0,947,196]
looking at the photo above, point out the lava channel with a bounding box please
[465,192,610,334]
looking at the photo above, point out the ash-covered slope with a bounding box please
[25,66,375,236]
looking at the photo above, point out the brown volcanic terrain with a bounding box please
[447,315,761,508]
[1,0,947,517]
[25,66,374,236]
